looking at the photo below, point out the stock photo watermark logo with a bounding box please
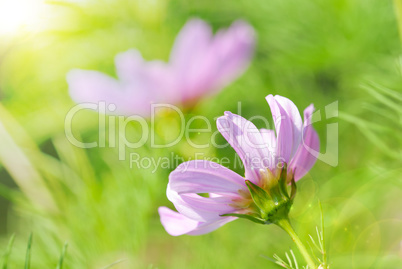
[129,152,258,173]
[64,101,338,168]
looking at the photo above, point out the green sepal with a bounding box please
[245,180,275,217]
[220,213,268,225]
[278,164,290,200]
[290,175,297,201]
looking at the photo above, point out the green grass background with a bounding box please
[0,0,401,268]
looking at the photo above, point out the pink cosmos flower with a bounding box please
[67,19,255,116]
[158,95,320,236]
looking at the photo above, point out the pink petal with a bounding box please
[67,69,153,116]
[170,18,213,76]
[187,216,237,236]
[158,206,199,236]
[114,49,144,82]
[143,60,179,104]
[67,47,180,117]
[158,207,236,236]
[169,160,247,194]
[170,19,216,102]
[167,160,245,222]
[67,69,124,109]
[210,20,255,91]
[217,112,274,182]
[169,19,255,104]
[266,95,303,164]
[289,104,320,181]
[167,188,238,222]
[260,128,277,152]
[115,49,178,104]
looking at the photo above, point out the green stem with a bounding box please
[276,218,317,269]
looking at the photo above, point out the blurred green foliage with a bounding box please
[0,0,401,268]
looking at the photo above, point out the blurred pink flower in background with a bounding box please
[159,95,320,236]
[67,18,255,116]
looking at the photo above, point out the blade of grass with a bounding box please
[0,107,57,212]
[102,259,127,269]
[362,85,401,113]
[319,201,328,268]
[367,82,402,102]
[56,243,68,269]
[290,250,299,269]
[2,234,15,269]
[286,252,293,268]
[308,234,321,252]
[339,112,400,159]
[24,233,33,269]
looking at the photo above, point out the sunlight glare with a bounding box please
[0,0,44,36]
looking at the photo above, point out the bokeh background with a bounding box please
[0,0,401,268]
